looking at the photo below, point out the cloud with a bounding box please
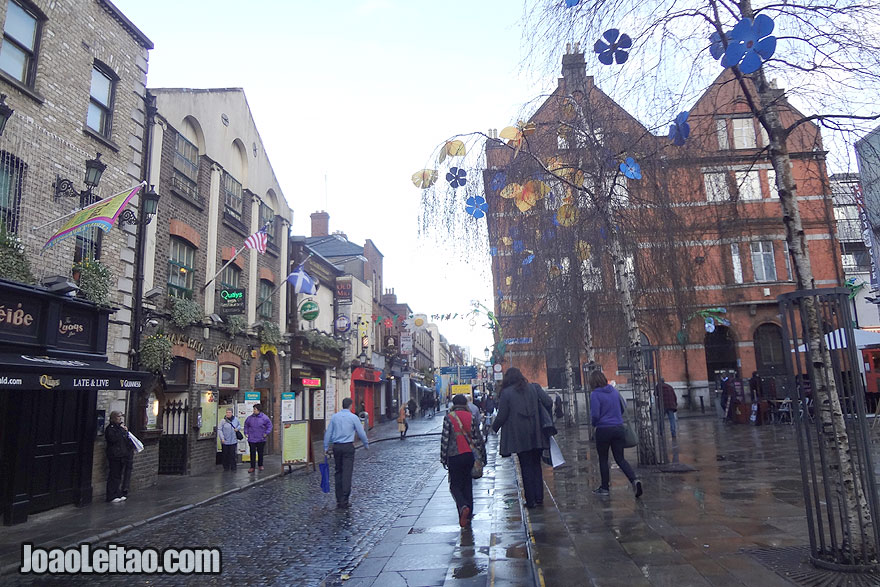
[355,0,392,17]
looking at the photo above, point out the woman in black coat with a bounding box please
[492,368,553,507]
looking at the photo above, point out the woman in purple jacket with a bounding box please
[244,403,273,472]
[589,370,642,498]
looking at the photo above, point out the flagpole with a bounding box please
[203,246,245,290]
[31,181,146,231]
[255,253,314,313]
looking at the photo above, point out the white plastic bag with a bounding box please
[128,431,145,453]
[549,436,565,468]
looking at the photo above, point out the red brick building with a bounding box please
[486,50,843,405]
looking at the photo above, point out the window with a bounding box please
[224,173,243,221]
[760,125,770,148]
[258,279,273,319]
[751,241,777,282]
[172,133,199,201]
[0,1,39,85]
[842,242,871,273]
[754,324,785,370]
[0,151,25,233]
[259,201,275,245]
[732,118,757,149]
[731,243,743,283]
[766,168,778,198]
[219,264,241,289]
[608,173,629,206]
[557,127,570,150]
[74,231,101,263]
[218,365,239,389]
[86,64,115,136]
[716,119,729,150]
[734,170,762,200]
[783,241,792,280]
[704,171,730,202]
[164,357,191,386]
[168,238,195,299]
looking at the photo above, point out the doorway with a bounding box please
[704,325,738,381]
[28,389,84,514]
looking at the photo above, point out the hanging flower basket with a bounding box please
[224,315,247,337]
[0,222,35,284]
[170,297,203,329]
[259,321,282,346]
[72,259,112,306]
[139,333,173,373]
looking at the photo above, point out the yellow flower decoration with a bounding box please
[500,183,522,199]
[576,240,591,260]
[557,204,579,227]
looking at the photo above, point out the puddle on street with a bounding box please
[452,560,485,578]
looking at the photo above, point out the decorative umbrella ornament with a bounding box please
[446,167,467,188]
[722,15,776,74]
[465,195,489,219]
[565,0,580,7]
[594,29,632,65]
[668,111,690,146]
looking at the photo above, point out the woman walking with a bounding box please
[589,370,642,498]
[492,368,552,508]
[440,394,486,527]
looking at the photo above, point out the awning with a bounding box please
[795,328,880,352]
[0,353,151,391]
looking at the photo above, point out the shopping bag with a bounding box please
[549,436,566,468]
[128,431,144,453]
[319,456,331,494]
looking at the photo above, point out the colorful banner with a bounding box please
[44,183,145,249]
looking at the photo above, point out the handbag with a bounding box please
[235,429,244,441]
[620,398,638,448]
[449,412,484,479]
[128,431,144,453]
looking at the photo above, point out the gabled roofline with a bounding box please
[98,0,153,50]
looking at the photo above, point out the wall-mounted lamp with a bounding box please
[54,152,107,204]
[118,185,160,227]
[42,275,79,296]
[0,94,14,137]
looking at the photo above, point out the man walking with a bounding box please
[655,380,678,438]
[324,397,369,509]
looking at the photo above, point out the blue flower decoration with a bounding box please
[513,240,524,254]
[565,0,580,7]
[489,247,498,256]
[446,167,467,188]
[522,254,535,266]
[709,31,732,66]
[509,225,520,238]
[465,195,489,219]
[620,157,642,180]
[668,111,690,146]
[542,228,556,242]
[594,29,632,66]
[724,15,776,74]
[490,171,506,192]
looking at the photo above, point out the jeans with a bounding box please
[332,442,356,504]
[517,449,544,506]
[221,444,237,470]
[666,410,677,437]
[249,441,266,467]
[595,426,638,490]
[448,452,475,516]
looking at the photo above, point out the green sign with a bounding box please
[300,300,319,321]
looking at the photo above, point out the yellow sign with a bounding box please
[451,384,471,395]
[282,420,310,465]
[198,390,217,439]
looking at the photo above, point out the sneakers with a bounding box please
[248,468,255,473]
[459,506,471,528]
[120,496,127,501]
[258,466,264,471]
[592,487,610,496]
[633,479,643,498]
[111,497,124,503]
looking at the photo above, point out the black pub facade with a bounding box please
[0,279,149,525]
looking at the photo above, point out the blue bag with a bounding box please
[319,456,331,494]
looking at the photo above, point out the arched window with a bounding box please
[617,331,653,372]
[754,323,785,373]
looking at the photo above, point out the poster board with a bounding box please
[238,392,261,459]
[198,389,218,439]
[282,420,310,468]
[281,392,295,422]
[313,389,325,420]
[195,359,218,386]
[326,378,337,417]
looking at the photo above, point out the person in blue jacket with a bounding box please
[589,370,642,498]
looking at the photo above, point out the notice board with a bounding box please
[282,420,310,466]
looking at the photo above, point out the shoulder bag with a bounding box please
[619,397,639,449]
[449,412,484,479]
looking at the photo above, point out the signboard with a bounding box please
[281,391,295,422]
[494,371,503,381]
[493,364,502,373]
[57,307,95,352]
[326,378,336,417]
[313,389,325,420]
[451,384,472,395]
[198,389,218,439]
[440,365,478,378]
[282,420,310,465]
[335,315,351,333]
[300,300,319,321]
[504,337,533,345]
[302,377,322,388]
[0,296,41,343]
[217,287,245,315]
[400,331,413,355]
[335,279,352,303]
[238,392,261,458]
[195,359,218,386]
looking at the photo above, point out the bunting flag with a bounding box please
[287,264,317,295]
[43,183,145,249]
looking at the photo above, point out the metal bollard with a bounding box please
[700,396,705,413]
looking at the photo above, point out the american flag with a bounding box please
[244,227,268,253]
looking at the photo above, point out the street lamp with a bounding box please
[0,94,14,137]
[118,185,160,227]
[54,152,107,205]
[484,346,490,360]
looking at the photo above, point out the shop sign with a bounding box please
[0,371,144,390]
[400,332,413,355]
[0,297,40,342]
[218,288,246,315]
[168,332,204,354]
[211,342,250,363]
[300,300,319,321]
[302,377,321,387]
[335,315,351,333]
[335,280,352,304]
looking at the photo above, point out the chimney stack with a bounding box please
[561,45,586,92]
[310,211,330,237]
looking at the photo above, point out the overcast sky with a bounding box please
[111,0,558,358]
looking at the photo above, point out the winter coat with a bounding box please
[590,384,625,428]
[492,382,552,457]
[105,423,134,459]
[440,406,486,467]
[244,412,273,443]
[655,383,677,412]
[218,416,241,446]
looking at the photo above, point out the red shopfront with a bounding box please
[351,366,381,429]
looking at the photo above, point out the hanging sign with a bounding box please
[336,279,352,303]
[400,331,413,355]
[302,377,322,387]
[335,315,351,333]
[300,300,319,321]
[218,288,245,315]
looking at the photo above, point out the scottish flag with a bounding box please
[287,265,317,295]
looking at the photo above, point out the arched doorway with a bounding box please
[253,354,276,452]
[704,325,738,384]
[753,323,787,400]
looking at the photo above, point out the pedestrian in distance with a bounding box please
[492,368,553,508]
[218,408,241,470]
[554,394,564,420]
[244,403,273,473]
[483,394,497,434]
[407,397,418,420]
[104,411,135,503]
[398,404,408,439]
[655,380,678,438]
[441,394,486,528]
[324,397,369,508]
[589,370,642,498]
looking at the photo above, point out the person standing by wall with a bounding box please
[324,397,369,509]
[441,394,486,527]
[218,408,241,470]
[655,380,678,438]
[492,368,552,508]
[244,403,273,473]
[105,411,135,503]
[590,370,642,498]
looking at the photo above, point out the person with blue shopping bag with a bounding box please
[324,398,369,509]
